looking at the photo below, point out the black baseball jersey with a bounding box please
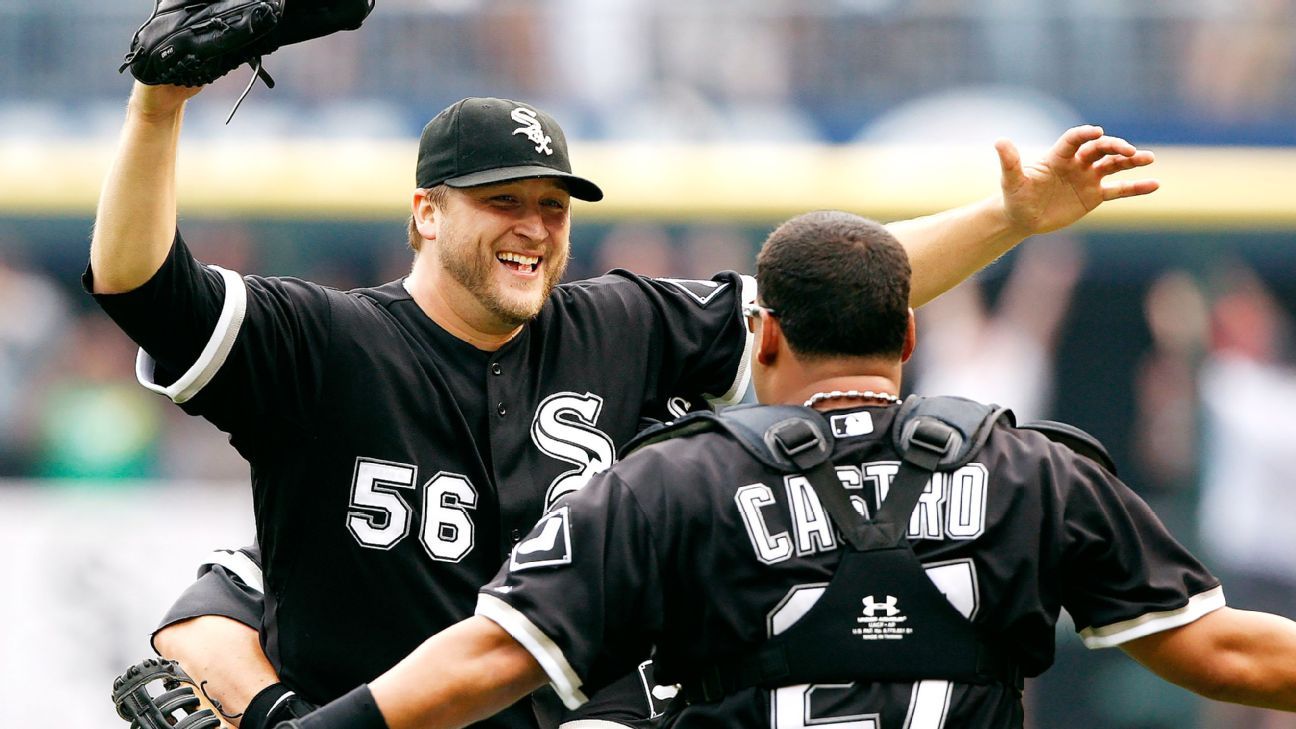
[477,404,1223,729]
[88,233,752,718]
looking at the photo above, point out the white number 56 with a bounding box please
[345,457,478,562]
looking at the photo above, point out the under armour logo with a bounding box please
[861,595,900,617]
[511,107,553,155]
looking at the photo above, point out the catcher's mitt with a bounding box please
[119,0,375,119]
[112,657,222,729]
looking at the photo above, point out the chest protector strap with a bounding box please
[631,396,1023,703]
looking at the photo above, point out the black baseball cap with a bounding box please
[415,97,604,202]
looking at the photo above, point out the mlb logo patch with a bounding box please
[831,411,874,438]
[509,506,573,572]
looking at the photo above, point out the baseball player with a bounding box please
[279,211,1296,729]
[91,79,1158,729]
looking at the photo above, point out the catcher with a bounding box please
[119,0,375,120]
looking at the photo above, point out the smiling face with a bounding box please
[421,178,573,330]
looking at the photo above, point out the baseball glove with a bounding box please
[119,0,375,118]
[112,657,222,729]
[120,0,285,87]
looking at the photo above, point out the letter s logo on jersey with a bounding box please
[531,392,616,508]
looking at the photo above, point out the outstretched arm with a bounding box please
[369,616,545,729]
[890,125,1158,306]
[90,81,202,294]
[284,616,545,729]
[1121,606,1296,710]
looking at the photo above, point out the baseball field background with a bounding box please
[2,3,1295,727]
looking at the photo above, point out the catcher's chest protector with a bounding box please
[626,396,1022,702]
[736,536,1014,688]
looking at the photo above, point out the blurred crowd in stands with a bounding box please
[1,0,1294,144]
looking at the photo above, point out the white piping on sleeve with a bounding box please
[1080,586,1226,649]
[476,593,589,710]
[135,265,247,404]
[203,549,265,594]
[713,274,757,406]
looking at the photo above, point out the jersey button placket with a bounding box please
[492,363,506,416]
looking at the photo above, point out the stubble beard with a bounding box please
[437,235,569,328]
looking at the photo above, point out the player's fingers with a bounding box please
[995,138,1024,186]
[1075,136,1139,167]
[1126,149,1156,168]
[1093,150,1156,176]
[1051,124,1104,160]
[1093,150,1156,175]
[1092,157,1137,177]
[1103,178,1161,200]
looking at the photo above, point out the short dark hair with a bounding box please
[756,210,911,360]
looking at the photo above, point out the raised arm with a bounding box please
[1121,606,1296,710]
[90,82,202,294]
[891,125,1158,306]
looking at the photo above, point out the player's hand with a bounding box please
[996,125,1159,236]
[129,80,205,119]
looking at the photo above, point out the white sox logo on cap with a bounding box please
[415,97,603,200]
[511,107,554,155]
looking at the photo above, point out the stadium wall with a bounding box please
[3,140,1295,229]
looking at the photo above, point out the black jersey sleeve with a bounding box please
[88,231,332,441]
[475,470,665,710]
[151,546,266,652]
[602,270,755,407]
[1048,443,1224,648]
[87,233,232,392]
